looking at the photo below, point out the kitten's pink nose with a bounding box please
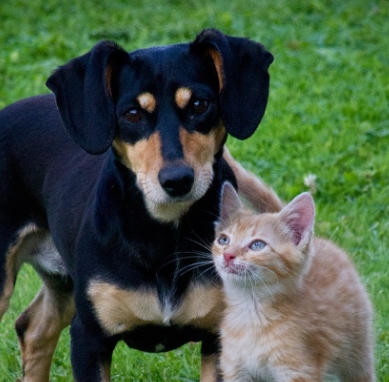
[223,252,236,265]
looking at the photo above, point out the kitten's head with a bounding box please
[212,183,315,293]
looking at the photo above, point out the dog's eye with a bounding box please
[125,108,142,123]
[249,240,266,251]
[193,99,209,115]
[217,234,230,246]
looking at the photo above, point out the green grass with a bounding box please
[1,0,388,380]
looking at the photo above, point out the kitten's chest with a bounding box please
[221,297,294,379]
[221,318,273,380]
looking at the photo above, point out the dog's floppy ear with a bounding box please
[46,41,128,154]
[191,29,273,140]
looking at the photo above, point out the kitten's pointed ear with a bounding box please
[279,192,315,248]
[218,182,243,228]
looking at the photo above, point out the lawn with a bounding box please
[0,0,388,380]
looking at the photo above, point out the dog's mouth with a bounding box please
[145,198,195,223]
[137,166,214,223]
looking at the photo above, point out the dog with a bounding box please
[0,28,273,381]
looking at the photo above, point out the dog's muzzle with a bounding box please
[158,164,194,197]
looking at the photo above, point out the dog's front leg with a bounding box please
[70,314,116,382]
[200,337,222,382]
[201,353,221,382]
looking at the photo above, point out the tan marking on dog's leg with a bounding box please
[0,252,17,319]
[16,285,75,382]
[200,353,219,382]
[0,225,45,320]
[175,87,192,109]
[137,92,157,113]
[99,359,112,382]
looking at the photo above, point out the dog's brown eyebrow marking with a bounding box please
[137,92,157,113]
[175,87,192,109]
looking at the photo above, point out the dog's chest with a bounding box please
[87,279,225,337]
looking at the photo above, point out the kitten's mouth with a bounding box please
[224,263,246,275]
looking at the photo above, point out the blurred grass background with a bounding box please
[0,0,388,380]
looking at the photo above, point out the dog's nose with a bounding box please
[158,164,194,197]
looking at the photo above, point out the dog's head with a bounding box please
[47,29,273,222]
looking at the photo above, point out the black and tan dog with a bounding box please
[0,29,273,381]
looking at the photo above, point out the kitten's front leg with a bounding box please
[273,367,322,382]
[221,372,253,382]
[219,359,256,382]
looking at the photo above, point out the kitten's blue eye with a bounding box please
[218,235,230,246]
[249,240,266,251]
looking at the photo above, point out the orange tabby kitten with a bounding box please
[212,182,375,382]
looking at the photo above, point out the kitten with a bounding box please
[212,182,375,382]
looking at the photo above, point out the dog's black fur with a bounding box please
[0,29,273,381]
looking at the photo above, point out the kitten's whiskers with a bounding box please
[247,267,277,305]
